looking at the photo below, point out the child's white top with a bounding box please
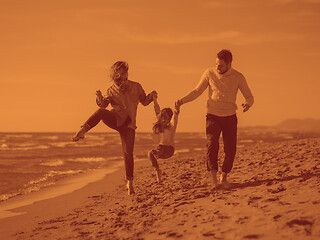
[155,123,177,146]
[152,99,179,147]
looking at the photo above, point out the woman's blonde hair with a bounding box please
[110,61,129,81]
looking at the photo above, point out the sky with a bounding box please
[1,0,320,132]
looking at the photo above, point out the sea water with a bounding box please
[0,129,317,202]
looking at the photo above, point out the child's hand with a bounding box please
[151,91,158,101]
[174,101,181,114]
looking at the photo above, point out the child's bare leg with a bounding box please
[155,168,162,183]
[72,123,90,141]
[148,150,162,182]
[126,180,135,195]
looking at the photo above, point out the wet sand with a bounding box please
[0,137,319,239]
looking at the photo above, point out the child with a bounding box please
[148,95,180,182]
[72,61,157,195]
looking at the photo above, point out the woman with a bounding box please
[72,61,156,195]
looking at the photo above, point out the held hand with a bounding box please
[150,90,158,100]
[242,103,250,112]
[152,93,158,102]
[175,99,183,108]
[175,101,181,114]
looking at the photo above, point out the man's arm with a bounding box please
[177,70,209,106]
[239,75,254,112]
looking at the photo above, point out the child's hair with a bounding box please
[110,61,129,81]
[153,108,174,134]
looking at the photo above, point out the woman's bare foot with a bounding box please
[126,180,135,195]
[72,129,85,142]
[72,124,90,142]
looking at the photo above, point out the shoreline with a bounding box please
[0,161,124,219]
[0,138,319,239]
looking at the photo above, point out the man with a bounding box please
[176,49,254,189]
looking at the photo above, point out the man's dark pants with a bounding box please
[206,114,237,174]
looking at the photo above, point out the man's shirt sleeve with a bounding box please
[180,69,210,104]
[239,74,254,107]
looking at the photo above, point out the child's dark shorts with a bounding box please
[155,145,174,159]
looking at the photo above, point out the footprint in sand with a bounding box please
[248,196,262,205]
[267,184,286,194]
[273,214,282,221]
[286,219,313,234]
[243,234,261,239]
[235,216,249,224]
[202,230,215,237]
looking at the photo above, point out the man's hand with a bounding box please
[174,101,181,114]
[175,99,183,108]
[242,103,250,112]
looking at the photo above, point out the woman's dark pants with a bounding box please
[206,114,237,174]
[85,108,135,180]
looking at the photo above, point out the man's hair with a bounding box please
[110,61,129,80]
[217,49,233,65]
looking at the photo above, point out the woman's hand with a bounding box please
[96,90,103,100]
[150,91,158,101]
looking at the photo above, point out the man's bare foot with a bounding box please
[220,172,229,188]
[210,170,219,189]
[126,180,135,195]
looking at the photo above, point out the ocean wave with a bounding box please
[193,148,205,151]
[68,157,106,163]
[40,135,59,140]
[50,142,72,148]
[175,149,190,154]
[85,135,106,141]
[239,139,254,143]
[27,170,84,186]
[40,159,64,167]
[105,156,123,161]
[0,145,49,151]
[0,143,8,148]
[0,170,85,202]
[70,141,110,147]
[25,170,84,193]
[0,193,22,202]
[4,134,33,138]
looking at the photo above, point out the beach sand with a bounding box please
[0,137,319,240]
